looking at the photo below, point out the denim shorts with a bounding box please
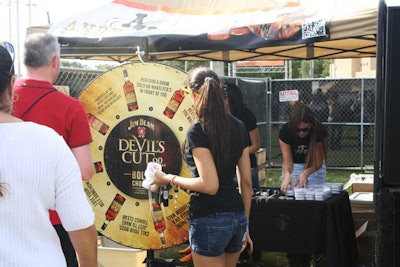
[189,211,247,257]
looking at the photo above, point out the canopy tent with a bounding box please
[45,0,378,62]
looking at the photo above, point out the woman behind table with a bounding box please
[279,104,328,194]
[152,67,253,267]
[0,43,97,267]
[279,104,328,267]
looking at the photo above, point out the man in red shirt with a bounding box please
[13,33,94,267]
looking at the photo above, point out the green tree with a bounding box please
[161,60,209,72]
[322,60,331,77]
[291,60,302,78]
[295,59,330,79]
[313,60,328,78]
[96,63,119,71]
[60,60,87,69]
[300,60,311,78]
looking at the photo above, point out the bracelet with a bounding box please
[170,175,177,186]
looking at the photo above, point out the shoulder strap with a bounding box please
[20,89,57,119]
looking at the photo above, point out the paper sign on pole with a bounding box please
[279,90,299,102]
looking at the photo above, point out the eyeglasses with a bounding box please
[296,127,311,133]
[0,41,15,75]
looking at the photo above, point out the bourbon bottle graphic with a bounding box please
[163,89,185,119]
[87,113,109,135]
[93,161,104,173]
[123,69,138,111]
[101,193,126,230]
[151,202,166,246]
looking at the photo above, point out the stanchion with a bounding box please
[144,249,154,267]
[144,249,177,267]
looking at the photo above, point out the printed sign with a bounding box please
[79,63,195,249]
[279,89,299,102]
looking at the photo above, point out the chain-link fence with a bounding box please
[57,68,375,170]
[221,76,375,171]
[56,68,103,98]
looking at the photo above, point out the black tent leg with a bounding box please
[144,249,154,267]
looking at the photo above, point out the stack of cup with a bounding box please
[294,188,306,200]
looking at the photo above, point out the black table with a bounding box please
[249,188,358,267]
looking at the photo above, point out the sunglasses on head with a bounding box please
[181,86,192,94]
[181,86,199,96]
[296,127,311,133]
[0,41,15,76]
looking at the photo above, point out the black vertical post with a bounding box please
[145,249,154,267]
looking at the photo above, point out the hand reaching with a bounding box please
[280,174,292,194]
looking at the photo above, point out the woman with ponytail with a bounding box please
[152,67,253,267]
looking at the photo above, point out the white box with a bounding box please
[349,192,374,212]
[98,236,147,267]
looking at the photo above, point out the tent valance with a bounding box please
[44,0,378,62]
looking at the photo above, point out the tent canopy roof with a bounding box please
[42,0,378,62]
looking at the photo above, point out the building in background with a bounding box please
[330,58,376,78]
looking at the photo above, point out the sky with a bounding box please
[35,0,111,24]
[1,0,111,74]
[1,0,111,39]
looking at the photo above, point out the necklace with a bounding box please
[17,83,55,90]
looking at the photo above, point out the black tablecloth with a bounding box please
[249,189,357,267]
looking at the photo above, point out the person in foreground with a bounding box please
[279,104,328,267]
[152,67,253,267]
[12,33,94,266]
[0,43,97,266]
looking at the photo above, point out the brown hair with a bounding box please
[288,104,328,168]
[0,45,14,113]
[184,67,230,173]
[0,184,4,197]
[0,44,14,196]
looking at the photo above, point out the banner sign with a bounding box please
[45,0,377,62]
[49,0,337,51]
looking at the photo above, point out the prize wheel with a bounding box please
[79,63,195,250]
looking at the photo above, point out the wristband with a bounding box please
[170,175,177,186]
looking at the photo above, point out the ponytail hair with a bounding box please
[184,67,230,173]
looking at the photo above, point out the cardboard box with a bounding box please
[344,173,373,193]
[98,236,147,267]
[352,183,373,193]
[98,247,147,267]
[351,209,377,266]
[349,192,374,211]
[258,165,266,187]
[255,148,267,166]
[349,190,376,267]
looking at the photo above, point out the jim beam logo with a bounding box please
[104,115,182,199]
